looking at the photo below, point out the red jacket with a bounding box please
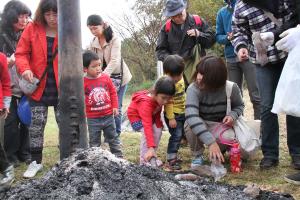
[84,74,118,118]
[15,22,58,101]
[127,90,163,148]
[0,53,11,109]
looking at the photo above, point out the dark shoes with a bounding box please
[0,165,14,192]
[291,156,300,170]
[165,158,182,171]
[284,172,300,185]
[259,158,278,170]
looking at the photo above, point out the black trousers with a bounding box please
[4,96,30,163]
[0,142,9,172]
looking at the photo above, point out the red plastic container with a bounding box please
[230,143,242,173]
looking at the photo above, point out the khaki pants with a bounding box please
[184,121,235,157]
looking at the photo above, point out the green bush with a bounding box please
[126,79,155,96]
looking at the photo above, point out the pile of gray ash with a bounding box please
[1,148,294,200]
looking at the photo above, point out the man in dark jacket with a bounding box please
[232,0,300,171]
[275,0,300,185]
[156,0,215,81]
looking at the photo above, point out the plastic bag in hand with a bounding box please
[272,43,300,117]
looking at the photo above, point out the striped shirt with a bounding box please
[231,0,293,64]
[185,82,244,145]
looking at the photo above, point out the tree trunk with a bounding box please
[58,0,88,159]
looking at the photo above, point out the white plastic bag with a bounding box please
[272,44,300,117]
[225,81,261,154]
[233,117,261,153]
[210,158,227,182]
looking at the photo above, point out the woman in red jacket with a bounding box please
[15,0,58,178]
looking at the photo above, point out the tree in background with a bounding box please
[111,0,164,84]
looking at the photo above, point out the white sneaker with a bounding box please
[23,161,43,178]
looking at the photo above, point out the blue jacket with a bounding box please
[216,2,236,59]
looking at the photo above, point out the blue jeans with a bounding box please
[87,115,122,157]
[115,84,127,136]
[164,114,185,160]
[256,62,300,160]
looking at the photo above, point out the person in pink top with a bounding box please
[127,77,175,166]
[83,50,122,158]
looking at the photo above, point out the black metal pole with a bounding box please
[58,0,88,159]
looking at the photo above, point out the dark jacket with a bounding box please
[0,30,21,57]
[0,30,23,97]
[156,13,215,62]
[242,0,298,42]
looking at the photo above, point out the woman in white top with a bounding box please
[87,14,132,136]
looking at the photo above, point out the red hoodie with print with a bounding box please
[127,90,163,148]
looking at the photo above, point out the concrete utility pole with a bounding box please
[58,0,88,159]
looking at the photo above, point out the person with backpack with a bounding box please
[216,0,260,120]
[0,0,32,167]
[156,0,215,83]
[87,15,132,139]
[231,0,300,170]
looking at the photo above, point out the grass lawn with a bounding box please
[13,92,300,199]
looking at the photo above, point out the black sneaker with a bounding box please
[291,156,300,170]
[284,172,300,185]
[165,159,182,171]
[259,158,278,170]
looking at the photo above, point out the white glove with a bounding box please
[276,26,300,52]
[260,32,274,46]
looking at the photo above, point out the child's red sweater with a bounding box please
[0,53,11,109]
[127,90,163,148]
[84,73,118,118]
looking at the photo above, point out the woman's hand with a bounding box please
[113,108,119,116]
[223,115,234,127]
[22,70,34,83]
[7,54,15,67]
[208,142,224,163]
[144,147,156,162]
[0,108,9,119]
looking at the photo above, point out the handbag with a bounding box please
[19,48,58,95]
[225,81,261,153]
[110,58,123,92]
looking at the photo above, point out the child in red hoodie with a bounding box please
[83,51,122,157]
[127,76,175,165]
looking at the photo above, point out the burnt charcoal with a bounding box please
[1,148,295,200]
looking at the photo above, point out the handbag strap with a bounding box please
[225,81,234,115]
[120,57,123,85]
[37,48,58,85]
[212,123,236,146]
